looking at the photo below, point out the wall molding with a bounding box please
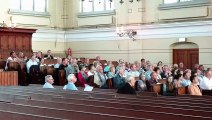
[159,0,210,10]
[32,20,212,42]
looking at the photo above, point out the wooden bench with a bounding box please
[202,90,212,96]
[13,98,212,118]
[0,109,65,120]
[44,59,57,65]
[0,87,211,120]
[0,71,18,86]
[0,102,148,120]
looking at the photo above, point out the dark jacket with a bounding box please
[117,83,136,94]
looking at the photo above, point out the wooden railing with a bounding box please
[0,71,18,86]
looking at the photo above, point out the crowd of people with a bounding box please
[4,50,212,96]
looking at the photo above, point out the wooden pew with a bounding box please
[1,86,212,103]
[14,98,212,118]
[2,89,211,111]
[44,59,57,65]
[0,102,148,120]
[0,86,212,120]
[0,110,65,120]
[174,87,188,95]
[158,79,167,84]
[58,70,66,86]
[202,90,212,96]
[150,84,163,95]
[0,60,6,70]
[0,71,18,86]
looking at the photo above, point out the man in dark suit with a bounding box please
[44,50,54,59]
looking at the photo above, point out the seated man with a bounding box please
[117,74,136,94]
[5,51,18,70]
[188,75,202,96]
[146,72,159,91]
[94,65,107,88]
[63,74,78,90]
[17,51,27,63]
[54,57,62,69]
[44,50,54,59]
[43,75,54,88]
[200,68,212,90]
[128,64,140,77]
[26,55,38,74]
[59,58,69,70]
[66,58,79,76]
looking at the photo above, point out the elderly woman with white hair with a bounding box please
[43,75,54,89]
[117,74,136,94]
[63,74,78,90]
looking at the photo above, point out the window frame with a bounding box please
[159,0,210,10]
[79,0,115,18]
[9,0,49,17]
[80,0,114,13]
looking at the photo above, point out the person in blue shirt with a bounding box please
[63,74,78,90]
[182,69,192,87]
[114,67,126,89]
[43,75,54,89]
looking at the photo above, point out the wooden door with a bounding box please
[173,49,199,69]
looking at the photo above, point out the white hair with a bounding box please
[45,75,53,82]
[125,74,134,83]
[67,74,75,82]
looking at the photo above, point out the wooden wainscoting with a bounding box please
[0,71,18,86]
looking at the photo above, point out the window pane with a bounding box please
[11,0,21,9]
[35,0,46,12]
[106,0,114,10]
[21,0,33,11]
[82,0,93,12]
[164,0,178,4]
[180,0,192,2]
[94,0,104,12]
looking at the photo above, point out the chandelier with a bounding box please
[116,26,137,40]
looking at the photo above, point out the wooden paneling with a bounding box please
[0,71,18,86]
[0,35,9,50]
[15,36,23,50]
[0,28,36,59]
[173,49,199,69]
[8,36,16,50]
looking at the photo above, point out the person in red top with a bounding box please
[76,65,88,87]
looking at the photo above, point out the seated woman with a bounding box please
[87,64,95,76]
[43,75,54,89]
[173,73,183,89]
[136,73,147,91]
[188,75,202,96]
[77,65,88,87]
[117,74,136,94]
[162,75,175,96]
[63,74,78,90]
[107,66,116,79]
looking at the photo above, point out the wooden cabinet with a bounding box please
[0,28,36,59]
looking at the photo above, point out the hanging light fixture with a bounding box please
[116,26,137,40]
